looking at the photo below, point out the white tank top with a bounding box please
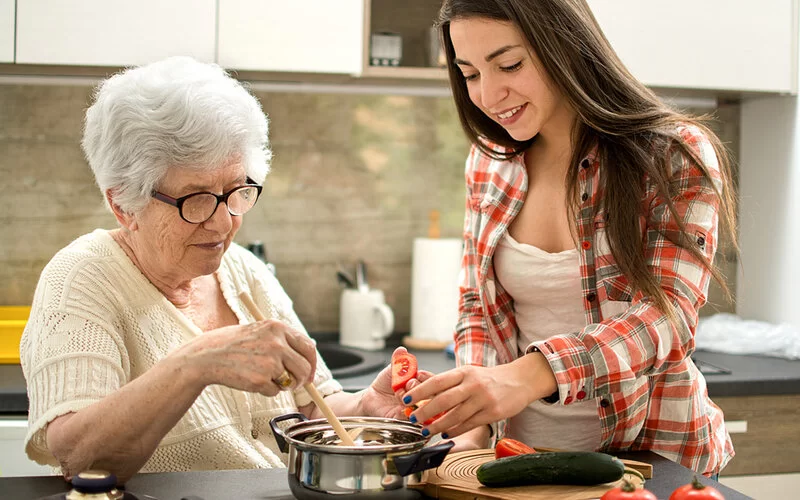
[493,232,603,451]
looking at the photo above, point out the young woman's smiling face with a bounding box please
[450,17,574,142]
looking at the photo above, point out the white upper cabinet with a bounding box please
[15,0,216,66]
[217,0,364,74]
[0,0,14,63]
[588,0,797,93]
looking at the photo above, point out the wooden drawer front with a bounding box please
[715,395,800,475]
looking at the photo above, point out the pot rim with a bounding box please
[277,415,428,454]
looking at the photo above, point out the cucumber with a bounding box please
[476,451,625,487]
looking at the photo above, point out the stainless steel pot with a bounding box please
[269,413,453,499]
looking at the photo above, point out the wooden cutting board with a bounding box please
[409,450,648,500]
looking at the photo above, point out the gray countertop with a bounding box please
[0,450,752,499]
[2,344,799,415]
[331,344,800,398]
[0,340,768,499]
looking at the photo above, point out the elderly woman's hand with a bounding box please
[180,319,318,396]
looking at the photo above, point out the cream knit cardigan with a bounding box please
[20,229,343,472]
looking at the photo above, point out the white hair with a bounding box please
[82,56,271,213]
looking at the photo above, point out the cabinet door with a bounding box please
[0,0,13,63]
[588,0,796,93]
[0,418,54,477]
[218,0,364,74]
[714,395,800,475]
[15,0,216,66]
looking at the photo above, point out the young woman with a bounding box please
[403,0,736,476]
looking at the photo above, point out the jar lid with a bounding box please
[71,470,117,493]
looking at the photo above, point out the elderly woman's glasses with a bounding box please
[151,179,263,224]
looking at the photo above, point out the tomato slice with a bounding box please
[391,351,418,392]
[494,438,536,459]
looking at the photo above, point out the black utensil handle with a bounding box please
[337,270,355,288]
[268,412,308,453]
[392,440,455,476]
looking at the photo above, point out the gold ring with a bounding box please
[274,370,294,389]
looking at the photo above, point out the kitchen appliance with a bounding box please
[370,32,402,66]
[269,413,453,499]
[410,449,647,499]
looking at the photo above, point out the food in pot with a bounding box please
[306,427,396,447]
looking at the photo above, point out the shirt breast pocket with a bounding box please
[594,225,633,305]
[469,193,503,237]
[600,299,632,320]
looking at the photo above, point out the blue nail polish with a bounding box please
[421,428,430,437]
[409,415,417,424]
[403,395,412,404]
[442,433,449,439]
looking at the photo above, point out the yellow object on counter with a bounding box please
[0,306,30,364]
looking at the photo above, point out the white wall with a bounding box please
[738,96,800,329]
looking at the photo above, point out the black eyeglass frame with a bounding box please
[151,177,263,224]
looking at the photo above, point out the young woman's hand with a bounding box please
[359,347,435,419]
[402,352,557,438]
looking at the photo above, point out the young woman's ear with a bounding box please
[105,189,138,231]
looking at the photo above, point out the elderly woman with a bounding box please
[20,56,410,482]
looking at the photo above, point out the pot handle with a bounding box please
[392,440,455,477]
[269,412,308,453]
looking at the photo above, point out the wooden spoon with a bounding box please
[347,427,366,442]
[239,292,356,447]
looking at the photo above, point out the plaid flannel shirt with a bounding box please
[455,124,734,475]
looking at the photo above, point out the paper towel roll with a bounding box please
[410,238,463,343]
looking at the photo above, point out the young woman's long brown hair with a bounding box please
[438,0,737,323]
